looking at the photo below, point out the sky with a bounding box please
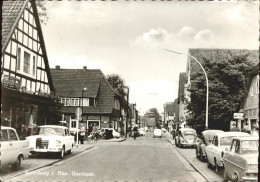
[40,0,259,114]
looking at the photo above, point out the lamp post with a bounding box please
[81,87,87,123]
[165,49,209,129]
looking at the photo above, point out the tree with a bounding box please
[35,0,49,24]
[106,74,128,97]
[187,54,256,131]
[144,108,161,128]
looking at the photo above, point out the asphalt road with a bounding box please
[6,132,205,181]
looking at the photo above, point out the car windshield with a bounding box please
[241,140,259,154]
[183,131,195,136]
[220,136,233,146]
[36,127,64,136]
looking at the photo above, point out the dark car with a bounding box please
[195,129,224,161]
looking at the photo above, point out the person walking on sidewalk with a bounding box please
[92,124,99,142]
[80,123,86,144]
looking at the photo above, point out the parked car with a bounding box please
[195,130,224,161]
[99,128,120,138]
[175,128,197,148]
[26,125,74,158]
[161,128,167,133]
[153,129,162,138]
[138,128,146,136]
[0,126,30,170]
[205,131,250,172]
[223,136,258,182]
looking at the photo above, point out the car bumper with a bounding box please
[30,148,62,153]
[180,143,195,147]
[242,176,258,182]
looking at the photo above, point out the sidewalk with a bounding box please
[1,143,94,181]
[98,137,126,142]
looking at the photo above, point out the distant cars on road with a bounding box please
[0,126,30,170]
[153,129,162,138]
[100,128,120,138]
[223,136,258,182]
[175,128,197,148]
[138,128,146,136]
[205,131,250,172]
[195,130,224,161]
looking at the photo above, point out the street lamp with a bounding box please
[165,49,209,129]
[81,87,87,123]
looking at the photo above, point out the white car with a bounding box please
[0,126,30,170]
[26,125,74,158]
[153,129,162,138]
[205,131,250,172]
[100,128,120,138]
[138,128,146,136]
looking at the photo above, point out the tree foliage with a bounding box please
[106,74,128,97]
[35,0,49,25]
[187,54,256,131]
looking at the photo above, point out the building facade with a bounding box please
[1,0,61,138]
[50,66,128,133]
[240,64,259,132]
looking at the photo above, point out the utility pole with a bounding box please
[126,87,129,138]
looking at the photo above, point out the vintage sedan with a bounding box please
[0,126,30,170]
[26,125,74,158]
[223,136,258,182]
[205,132,250,172]
[195,130,224,161]
[175,128,198,148]
[153,129,162,138]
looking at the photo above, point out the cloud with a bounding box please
[177,26,196,40]
[143,28,168,42]
[194,29,215,41]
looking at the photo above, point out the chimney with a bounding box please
[83,66,87,70]
[55,65,60,69]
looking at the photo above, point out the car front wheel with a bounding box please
[11,155,22,170]
[59,147,65,159]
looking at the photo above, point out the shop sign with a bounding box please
[2,75,21,90]
[233,113,244,119]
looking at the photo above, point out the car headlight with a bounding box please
[56,140,61,147]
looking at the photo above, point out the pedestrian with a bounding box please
[80,123,86,144]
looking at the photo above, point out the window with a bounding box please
[250,85,254,96]
[230,140,237,153]
[71,98,79,106]
[17,47,21,70]
[9,129,18,141]
[0,130,9,141]
[61,98,71,106]
[256,76,259,94]
[82,98,89,106]
[32,56,36,76]
[23,51,30,74]
[114,99,120,109]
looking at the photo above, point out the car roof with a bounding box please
[232,136,259,141]
[1,126,15,130]
[202,130,224,135]
[180,128,196,132]
[215,131,250,137]
[39,125,68,129]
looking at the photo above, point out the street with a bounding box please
[4,132,206,182]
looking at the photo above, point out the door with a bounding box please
[0,129,11,167]
[8,129,20,164]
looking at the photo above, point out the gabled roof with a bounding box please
[2,0,27,53]
[2,0,55,92]
[50,68,118,98]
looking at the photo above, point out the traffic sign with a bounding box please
[75,107,82,120]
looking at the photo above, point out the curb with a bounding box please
[164,137,211,182]
[99,138,126,142]
[2,145,95,181]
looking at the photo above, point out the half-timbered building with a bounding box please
[1,0,61,138]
